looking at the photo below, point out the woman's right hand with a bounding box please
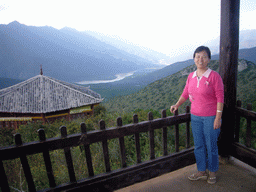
[170,105,178,114]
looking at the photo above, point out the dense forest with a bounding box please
[103,59,256,114]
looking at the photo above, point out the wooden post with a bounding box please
[41,113,46,124]
[174,109,179,152]
[100,120,111,172]
[219,0,240,157]
[148,112,155,160]
[133,114,141,163]
[162,110,168,156]
[117,117,127,168]
[80,123,94,177]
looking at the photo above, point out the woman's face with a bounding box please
[194,50,210,70]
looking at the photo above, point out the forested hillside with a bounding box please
[104,59,256,114]
[89,46,256,101]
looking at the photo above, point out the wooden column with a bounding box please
[219,0,240,157]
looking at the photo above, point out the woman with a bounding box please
[170,46,224,184]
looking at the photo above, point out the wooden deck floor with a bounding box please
[116,157,256,192]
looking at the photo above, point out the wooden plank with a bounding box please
[231,142,256,169]
[246,104,252,148]
[15,134,36,192]
[60,126,77,183]
[0,114,190,160]
[236,106,256,120]
[219,0,240,157]
[38,129,56,188]
[0,159,10,192]
[235,100,242,142]
[100,120,111,172]
[39,148,195,192]
[133,114,141,164]
[80,123,94,177]
[161,110,168,156]
[117,117,127,168]
[63,148,196,192]
[186,106,191,149]
[219,0,240,109]
[174,110,179,152]
[148,112,155,160]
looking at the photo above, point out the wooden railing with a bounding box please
[2,101,255,192]
[0,107,195,192]
[232,100,256,168]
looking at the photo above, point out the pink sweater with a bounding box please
[181,69,224,116]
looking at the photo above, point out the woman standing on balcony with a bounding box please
[170,46,224,184]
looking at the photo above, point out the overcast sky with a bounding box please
[1,0,256,57]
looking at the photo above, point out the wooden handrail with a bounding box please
[0,112,190,160]
[1,101,255,191]
[232,100,256,169]
[236,106,256,120]
[234,100,256,147]
[0,109,194,192]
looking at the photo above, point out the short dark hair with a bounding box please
[193,46,211,59]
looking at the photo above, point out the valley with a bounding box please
[1,22,256,106]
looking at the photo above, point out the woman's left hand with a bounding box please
[214,118,222,129]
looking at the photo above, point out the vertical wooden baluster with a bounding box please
[186,106,191,149]
[235,100,241,142]
[100,120,111,172]
[117,117,127,168]
[15,133,36,192]
[162,110,168,156]
[60,126,76,183]
[148,112,155,160]
[246,103,252,148]
[38,129,56,188]
[174,109,179,152]
[133,114,141,163]
[0,159,10,192]
[80,123,94,177]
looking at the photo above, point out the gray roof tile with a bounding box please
[0,75,103,113]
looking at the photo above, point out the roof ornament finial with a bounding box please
[40,65,43,75]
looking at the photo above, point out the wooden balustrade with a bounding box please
[232,100,256,169]
[1,101,255,192]
[0,108,194,192]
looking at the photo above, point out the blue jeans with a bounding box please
[191,114,220,172]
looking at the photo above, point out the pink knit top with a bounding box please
[181,68,224,116]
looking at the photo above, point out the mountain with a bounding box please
[84,30,172,65]
[0,21,159,82]
[103,59,256,114]
[88,46,256,101]
[85,29,256,65]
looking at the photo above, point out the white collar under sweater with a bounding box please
[192,68,212,78]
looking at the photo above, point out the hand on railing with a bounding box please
[170,96,186,114]
[170,105,179,114]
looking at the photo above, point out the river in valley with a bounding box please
[76,71,136,85]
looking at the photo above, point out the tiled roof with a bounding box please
[0,75,103,113]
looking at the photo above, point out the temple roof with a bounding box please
[0,75,103,113]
